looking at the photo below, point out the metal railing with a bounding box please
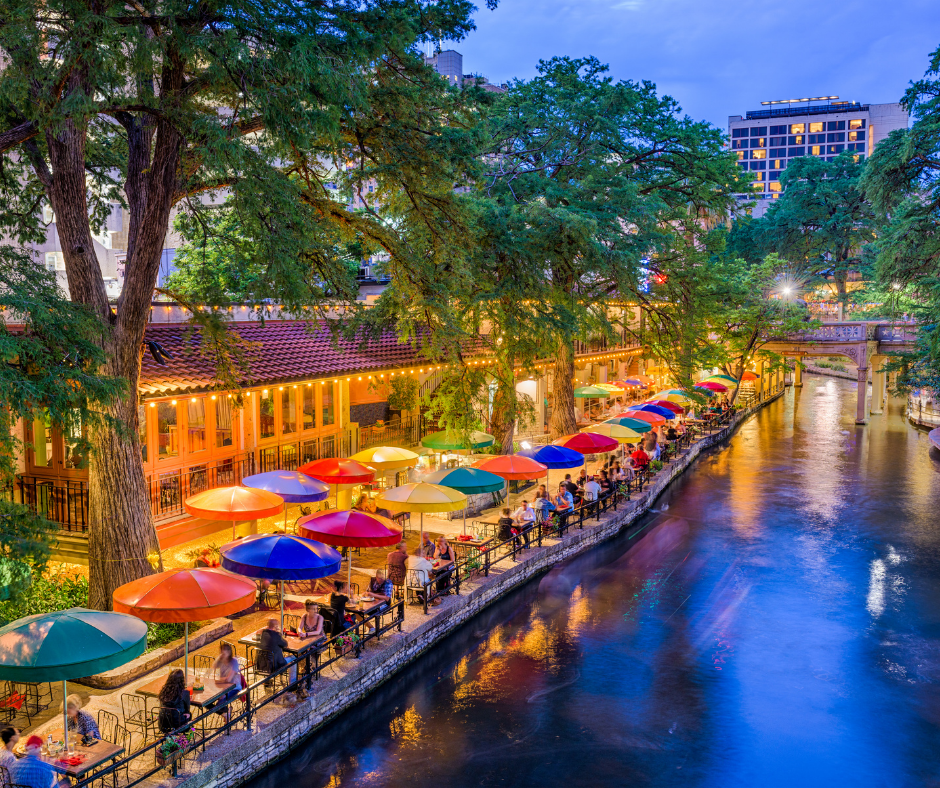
[72,600,406,788]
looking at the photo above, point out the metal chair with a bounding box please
[386,563,405,600]
[97,709,119,744]
[405,569,426,606]
[283,614,300,633]
[194,654,213,672]
[120,693,149,741]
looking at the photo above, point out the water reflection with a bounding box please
[248,378,940,788]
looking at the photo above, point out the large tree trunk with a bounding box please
[550,336,577,438]
[41,85,182,608]
[489,368,517,455]
[87,371,162,609]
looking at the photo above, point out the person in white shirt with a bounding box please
[512,500,536,548]
[406,548,438,606]
[583,475,602,502]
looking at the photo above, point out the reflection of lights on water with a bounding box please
[867,558,886,617]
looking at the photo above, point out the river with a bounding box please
[247,377,940,788]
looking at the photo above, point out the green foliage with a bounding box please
[0,247,123,483]
[146,622,188,653]
[387,376,419,412]
[0,501,58,604]
[861,45,940,392]
[0,565,88,626]
[732,153,875,304]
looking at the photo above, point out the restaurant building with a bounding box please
[11,305,645,561]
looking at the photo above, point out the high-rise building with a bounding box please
[424,49,464,87]
[728,97,909,217]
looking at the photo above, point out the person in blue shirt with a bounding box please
[9,736,60,788]
[65,695,100,740]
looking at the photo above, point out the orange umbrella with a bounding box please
[185,486,284,540]
[472,455,548,481]
[113,568,257,680]
[741,370,759,381]
[622,410,667,426]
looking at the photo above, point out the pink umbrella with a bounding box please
[695,381,728,392]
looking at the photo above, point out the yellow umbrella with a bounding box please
[594,383,624,393]
[580,423,644,443]
[350,446,420,471]
[376,482,467,545]
[650,390,693,404]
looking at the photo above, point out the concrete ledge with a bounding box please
[169,391,784,788]
[75,618,233,689]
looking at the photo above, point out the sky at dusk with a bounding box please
[453,0,940,130]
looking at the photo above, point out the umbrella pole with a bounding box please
[280,580,285,631]
[184,622,189,683]
[420,512,425,549]
[62,679,69,753]
[463,505,467,536]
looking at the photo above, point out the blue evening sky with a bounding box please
[455,0,940,130]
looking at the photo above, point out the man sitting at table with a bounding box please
[258,618,293,687]
[65,695,100,740]
[420,532,436,559]
[367,569,393,607]
[582,475,602,502]
[9,735,62,788]
[511,500,536,548]
[631,445,650,469]
[386,542,408,586]
[406,548,438,606]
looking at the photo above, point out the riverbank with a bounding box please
[154,388,783,788]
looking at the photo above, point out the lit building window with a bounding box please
[773,159,782,169]
[790,123,805,134]
[736,151,744,160]
[752,149,766,160]
[849,119,864,130]
[769,181,782,192]
[809,122,824,133]
[811,145,821,156]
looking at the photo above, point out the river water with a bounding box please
[249,377,940,788]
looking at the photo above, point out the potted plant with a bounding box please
[336,632,361,656]
[156,730,195,767]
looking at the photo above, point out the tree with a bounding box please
[0,0,483,608]
[861,45,940,391]
[740,152,875,307]
[474,57,743,437]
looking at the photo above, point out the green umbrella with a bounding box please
[421,430,495,451]
[423,466,506,535]
[573,386,611,398]
[0,608,147,752]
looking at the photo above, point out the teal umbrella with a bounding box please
[424,466,506,535]
[421,430,495,451]
[0,608,148,752]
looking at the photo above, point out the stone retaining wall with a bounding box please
[174,390,784,788]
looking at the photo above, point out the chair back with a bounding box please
[158,705,185,735]
[406,568,426,588]
[120,693,146,726]
[194,654,213,672]
[283,614,300,633]
[249,647,273,676]
[386,562,405,586]
[97,709,119,743]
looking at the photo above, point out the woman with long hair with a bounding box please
[158,669,191,733]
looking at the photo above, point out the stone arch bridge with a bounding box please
[762,322,918,424]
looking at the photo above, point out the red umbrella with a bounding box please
[472,455,548,481]
[553,432,619,454]
[622,410,667,426]
[644,400,685,414]
[113,568,257,680]
[695,381,728,392]
[297,458,376,485]
[298,510,402,588]
[298,458,376,511]
[185,486,284,540]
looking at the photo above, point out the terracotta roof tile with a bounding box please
[139,320,429,396]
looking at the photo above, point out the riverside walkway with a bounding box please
[14,387,784,788]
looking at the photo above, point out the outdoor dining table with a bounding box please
[16,728,124,780]
[137,674,234,709]
[238,628,321,655]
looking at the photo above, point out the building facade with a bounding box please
[729,97,909,217]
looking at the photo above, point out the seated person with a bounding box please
[553,485,574,514]
[631,445,650,469]
[157,670,191,733]
[10,736,59,788]
[330,580,351,633]
[420,532,436,559]
[582,475,602,502]
[511,500,536,547]
[406,548,438,606]
[65,694,100,739]
[666,426,678,441]
[258,618,293,684]
[598,470,612,492]
[367,569,393,604]
[299,599,325,642]
[386,541,408,585]
[496,508,515,543]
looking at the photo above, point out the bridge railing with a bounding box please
[766,321,918,344]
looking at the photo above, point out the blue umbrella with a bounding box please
[630,404,677,419]
[242,471,330,531]
[220,533,342,629]
[517,445,584,469]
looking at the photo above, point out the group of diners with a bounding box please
[385,537,456,607]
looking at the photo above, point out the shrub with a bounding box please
[0,565,88,626]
